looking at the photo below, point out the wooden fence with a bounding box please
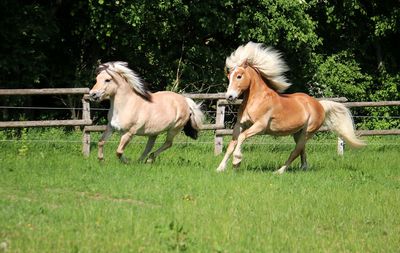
[0,88,92,128]
[0,89,399,156]
[82,93,400,156]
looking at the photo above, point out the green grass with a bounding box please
[1,129,400,252]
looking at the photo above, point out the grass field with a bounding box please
[1,129,399,252]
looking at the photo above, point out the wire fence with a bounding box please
[1,105,399,117]
[1,103,399,133]
[1,100,399,150]
[1,137,399,146]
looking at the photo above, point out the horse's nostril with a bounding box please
[89,92,98,101]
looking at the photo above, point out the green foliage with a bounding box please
[363,71,400,129]
[0,1,58,87]
[310,51,372,101]
[0,0,399,129]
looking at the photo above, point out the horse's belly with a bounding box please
[135,124,171,136]
[265,125,303,136]
[265,117,305,136]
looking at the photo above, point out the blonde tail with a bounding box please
[184,98,204,139]
[319,100,366,148]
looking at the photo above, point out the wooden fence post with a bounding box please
[214,100,226,155]
[82,97,91,157]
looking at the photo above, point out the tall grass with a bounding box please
[1,129,399,252]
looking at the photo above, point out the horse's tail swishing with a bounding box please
[319,100,366,148]
[183,98,204,139]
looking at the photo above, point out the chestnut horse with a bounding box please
[217,42,365,174]
[89,61,204,163]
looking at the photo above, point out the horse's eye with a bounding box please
[105,79,111,83]
[237,75,242,79]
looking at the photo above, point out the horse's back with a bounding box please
[147,91,190,127]
[152,91,189,112]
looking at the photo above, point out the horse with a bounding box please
[89,61,204,163]
[217,42,365,174]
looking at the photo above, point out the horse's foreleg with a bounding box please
[146,130,178,163]
[116,132,134,163]
[138,135,157,162]
[98,124,113,161]
[232,122,264,167]
[216,140,238,172]
[216,123,241,172]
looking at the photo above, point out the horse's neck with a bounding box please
[110,86,143,114]
[238,72,278,122]
[248,74,276,104]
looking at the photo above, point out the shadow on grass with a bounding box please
[244,163,316,174]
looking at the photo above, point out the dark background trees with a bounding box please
[0,0,399,128]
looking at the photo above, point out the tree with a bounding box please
[0,0,398,128]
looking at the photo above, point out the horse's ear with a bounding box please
[224,66,229,76]
[242,60,249,68]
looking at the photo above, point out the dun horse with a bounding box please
[217,42,365,174]
[89,61,204,163]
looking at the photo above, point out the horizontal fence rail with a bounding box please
[1,89,399,157]
[0,88,89,95]
[0,88,92,128]
[0,119,92,128]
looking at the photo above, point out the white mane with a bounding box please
[99,61,150,99]
[225,42,292,92]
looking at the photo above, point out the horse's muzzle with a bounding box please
[227,95,236,103]
[89,91,103,102]
[225,91,238,103]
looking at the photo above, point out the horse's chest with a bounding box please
[110,116,123,131]
[240,106,268,124]
[109,110,127,131]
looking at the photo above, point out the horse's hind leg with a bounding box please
[146,130,179,163]
[275,127,308,175]
[293,132,308,170]
[138,135,157,162]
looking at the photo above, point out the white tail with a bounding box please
[319,100,366,148]
[185,98,204,131]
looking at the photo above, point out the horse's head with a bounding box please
[89,64,119,102]
[90,61,151,102]
[225,42,292,97]
[225,62,251,102]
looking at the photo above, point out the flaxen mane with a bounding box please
[97,61,151,100]
[225,42,291,92]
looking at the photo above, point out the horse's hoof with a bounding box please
[274,166,286,175]
[119,156,130,164]
[98,157,104,162]
[216,167,225,173]
[233,162,241,169]
[146,154,155,164]
[145,157,154,163]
